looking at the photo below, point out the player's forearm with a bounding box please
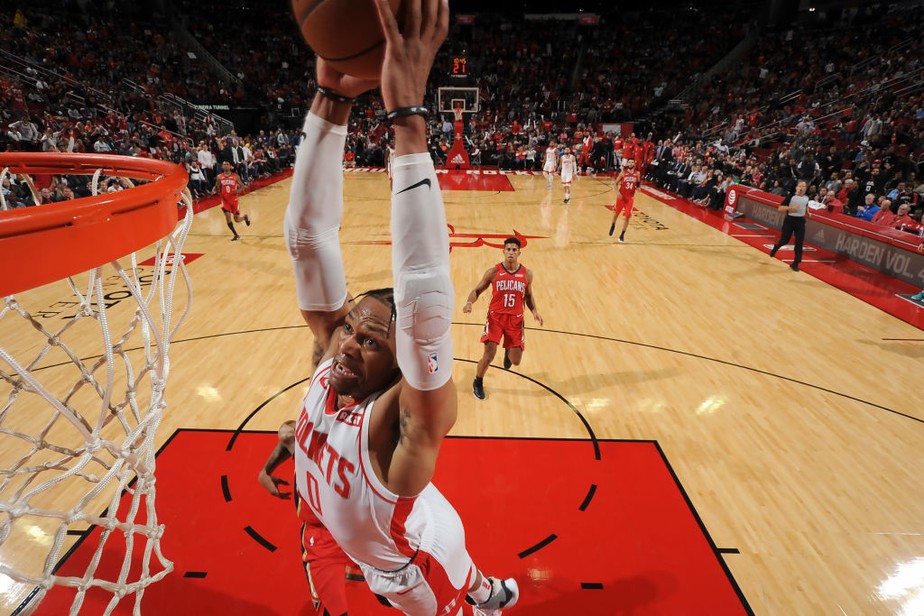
[261,442,292,476]
[394,115,428,156]
[310,91,352,126]
[391,152,454,391]
[284,110,349,313]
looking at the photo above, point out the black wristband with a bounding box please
[316,86,354,104]
[386,106,429,121]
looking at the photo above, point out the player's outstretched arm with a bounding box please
[285,61,378,360]
[463,267,496,313]
[374,0,453,497]
[258,421,296,499]
[525,269,543,326]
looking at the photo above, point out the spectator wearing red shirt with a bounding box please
[871,200,896,226]
[891,204,919,232]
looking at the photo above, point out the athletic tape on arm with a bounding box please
[284,112,349,311]
[391,153,454,391]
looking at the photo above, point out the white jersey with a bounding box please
[560,154,576,184]
[543,146,557,172]
[294,359,455,572]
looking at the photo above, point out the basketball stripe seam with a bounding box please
[296,0,326,24]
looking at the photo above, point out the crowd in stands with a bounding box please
[653,3,924,234]
[1,0,922,238]
[0,0,301,207]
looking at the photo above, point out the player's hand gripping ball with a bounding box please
[293,0,404,80]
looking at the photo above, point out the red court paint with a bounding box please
[138,253,203,267]
[437,170,516,192]
[33,431,750,615]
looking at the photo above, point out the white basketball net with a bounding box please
[0,172,194,615]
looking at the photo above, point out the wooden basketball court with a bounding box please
[1,168,922,615]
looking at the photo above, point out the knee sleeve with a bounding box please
[284,112,349,311]
[391,153,454,391]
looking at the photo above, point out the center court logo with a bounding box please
[353,225,547,251]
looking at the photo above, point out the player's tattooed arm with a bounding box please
[258,421,295,499]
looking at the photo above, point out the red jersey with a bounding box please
[623,141,637,160]
[642,141,654,165]
[619,170,641,199]
[488,263,528,316]
[219,172,239,204]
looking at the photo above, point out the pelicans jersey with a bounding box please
[482,263,528,349]
[488,263,527,316]
[619,170,640,200]
[614,170,641,216]
[218,172,239,212]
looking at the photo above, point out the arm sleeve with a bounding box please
[390,153,454,391]
[283,112,349,312]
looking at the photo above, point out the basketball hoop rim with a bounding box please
[0,153,188,297]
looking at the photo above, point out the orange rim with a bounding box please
[0,153,188,297]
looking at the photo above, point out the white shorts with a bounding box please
[359,486,480,616]
[560,170,573,185]
[543,163,555,173]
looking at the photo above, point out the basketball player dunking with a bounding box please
[213,160,251,241]
[608,157,641,243]
[464,237,543,400]
[278,1,519,614]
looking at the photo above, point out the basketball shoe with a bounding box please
[473,377,485,400]
[503,349,512,370]
[244,214,251,226]
[912,291,924,301]
[469,577,519,613]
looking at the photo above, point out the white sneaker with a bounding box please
[474,577,519,612]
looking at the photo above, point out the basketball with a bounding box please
[292,0,403,80]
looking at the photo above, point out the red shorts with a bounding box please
[221,197,240,215]
[298,497,355,616]
[613,194,635,217]
[480,312,525,349]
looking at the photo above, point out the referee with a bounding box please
[769,180,810,272]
